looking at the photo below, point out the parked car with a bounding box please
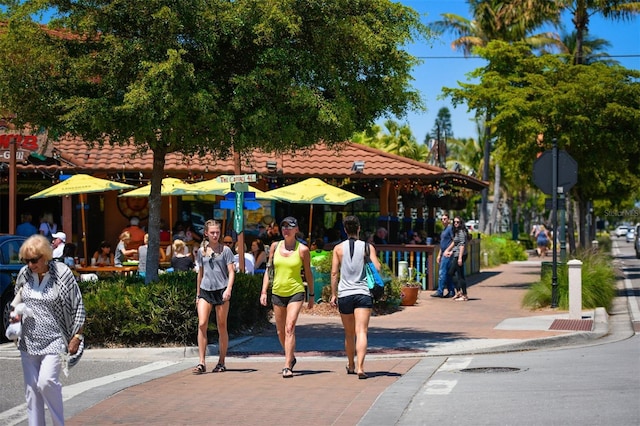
[635,224,640,259]
[0,234,27,342]
[614,225,629,237]
[626,228,635,243]
[466,220,479,232]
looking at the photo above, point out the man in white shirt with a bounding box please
[51,232,66,259]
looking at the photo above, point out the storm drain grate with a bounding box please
[549,319,593,331]
[461,367,521,373]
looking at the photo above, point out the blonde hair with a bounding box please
[41,212,54,224]
[19,235,53,262]
[119,231,131,241]
[200,219,222,250]
[173,239,186,253]
[144,233,149,244]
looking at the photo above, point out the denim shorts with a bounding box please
[338,293,373,315]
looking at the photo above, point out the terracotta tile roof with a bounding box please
[15,134,488,190]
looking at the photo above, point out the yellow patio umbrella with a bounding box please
[187,178,279,201]
[26,174,135,259]
[263,178,364,241]
[119,177,200,241]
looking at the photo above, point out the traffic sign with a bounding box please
[533,150,578,195]
[215,174,257,184]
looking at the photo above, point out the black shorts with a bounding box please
[338,294,373,315]
[271,291,305,307]
[198,288,227,306]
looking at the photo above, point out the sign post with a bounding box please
[533,141,578,308]
[218,176,255,273]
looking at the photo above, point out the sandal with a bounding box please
[345,366,356,375]
[290,357,297,372]
[357,372,368,380]
[212,363,226,373]
[282,367,293,378]
[192,363,206,375]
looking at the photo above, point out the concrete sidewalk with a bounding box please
[65,258,613,425]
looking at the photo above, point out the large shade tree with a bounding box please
[0,0,429,281]
[444,41,640,247]
[430,0,561,234]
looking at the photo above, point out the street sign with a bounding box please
[234,190,244,233]
[232,182,249,192]
[215,174,257,184]
[225,192,256,201]
[533,150,578,195]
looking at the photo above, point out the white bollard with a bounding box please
[568,259,583,319]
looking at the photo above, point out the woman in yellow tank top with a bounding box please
[260,216,314,378]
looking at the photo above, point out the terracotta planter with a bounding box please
[400,286,420,306]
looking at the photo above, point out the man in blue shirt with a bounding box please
[16,212,38,237]
[431,213,455,298]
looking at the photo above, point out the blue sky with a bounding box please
[389,0,640,143]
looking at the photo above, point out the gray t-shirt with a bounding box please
[196,245,234,291]
[338,238,370,298]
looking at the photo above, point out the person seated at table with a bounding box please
[171,239,194,271]
[61,243,77,269]
[138,233,168,278]
[92,241,115,266]
[121,216,146,251]
[115,231,137,266]
[250,239,267,271]
[234,242,255,274]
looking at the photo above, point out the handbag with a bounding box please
[364,243,385,300]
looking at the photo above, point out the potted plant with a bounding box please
[391,268,421,306]
[311,252,332,302]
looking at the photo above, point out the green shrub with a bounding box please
[479,234,528,267]
[522,248,616,310]
[81,270,271,347]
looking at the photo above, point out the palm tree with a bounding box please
[560,0,639,65]
[352,120,427,162]
[430,1,564,233]
[540,30,619,65]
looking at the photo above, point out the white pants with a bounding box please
[20,351,64,426]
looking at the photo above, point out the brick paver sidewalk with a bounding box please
[68,259,568,425]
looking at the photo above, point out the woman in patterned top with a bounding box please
[443,216,469,301]
[192,220,235,374]
[12,234,85,425]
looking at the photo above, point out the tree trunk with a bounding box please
[488,163,501,233]
[480,119,491,234]
[145,146,168,283]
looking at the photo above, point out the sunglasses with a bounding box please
[223,241,234,245]
[22,256,42,264]
[453,221,461,224]
[281,225,296,230]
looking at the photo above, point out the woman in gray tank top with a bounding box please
[330,215,381,379]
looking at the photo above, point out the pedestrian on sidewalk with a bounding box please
[192,219,235,375]
[431,213,455,298]
[13,235,85,426]
[260,216,314,378]
[444,216,469,301]
[330,215,380,379]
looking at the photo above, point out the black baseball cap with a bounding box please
[280,216,298,227]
